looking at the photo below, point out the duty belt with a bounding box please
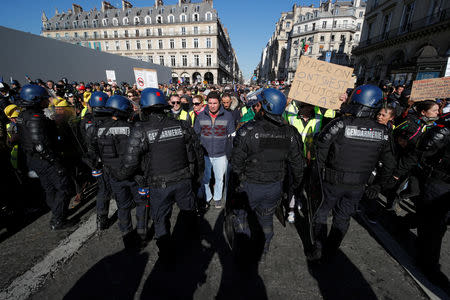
[323,167,369,185]
[149,167,191,188]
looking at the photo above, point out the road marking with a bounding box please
[0,201,117,300]
[357,213,448,300]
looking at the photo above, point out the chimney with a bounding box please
[353,0,361,7]
[122,0,133,10]
[55,8,60,16]
[155,0,164,7]
[72,4,83,15]
[204,0,213,6]
[67,9,73,14]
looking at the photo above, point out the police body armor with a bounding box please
[418,125,450,183]
[16,108,58,162]
[235,115,303,185]
[316,115,391,186]
[96,118,132,172]
[130,114,192,187]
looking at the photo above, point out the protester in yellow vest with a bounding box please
[189,95,206,127]
[3,104,20,169]
[169,94,191,125]
[285,102,326,224]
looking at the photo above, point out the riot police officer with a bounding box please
[86,95,143,248]
[81,91,113,230]
[16,84,73,230]
[395,114,450,291]
[310,84,396,262]
[230,88,305,256]
[116,88,204,263]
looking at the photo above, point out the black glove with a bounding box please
[365,185,381,200]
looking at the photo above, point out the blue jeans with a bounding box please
[201,155,228,202]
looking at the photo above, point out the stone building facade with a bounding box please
[41,0,242,85]
[352,0,450,86]
[258,0,366,84]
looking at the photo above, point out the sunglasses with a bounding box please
[171,101,181,104]
[193,102,202,106]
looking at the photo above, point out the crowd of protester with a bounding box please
[0,76,449,293]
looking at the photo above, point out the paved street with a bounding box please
[1,195,447,299]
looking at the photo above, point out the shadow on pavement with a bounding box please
[63,249,149,300]
[214,210,268,300]
[140,211,216,299]
[293,209,378,299]
[307,251,378,300]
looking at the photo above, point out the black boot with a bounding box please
[122,230,141,251]
[180,210,199,239]
[322,226,344,263]
[97,214,109,231]
[307,223,327,262]
[156,234,174,268]
[50,218,74,231]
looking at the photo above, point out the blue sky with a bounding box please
[0,0,317,80]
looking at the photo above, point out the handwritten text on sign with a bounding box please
[288,56,354,110]
[410,77,450,102]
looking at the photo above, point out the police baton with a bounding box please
[135,175,150,239]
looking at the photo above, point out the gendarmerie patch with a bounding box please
[147,126,183,143]
[98,127,130,136]
[344,126,387,141]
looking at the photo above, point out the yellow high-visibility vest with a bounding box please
[287,115,322,156]
[179,110,188,121]
[189,110,195,126]
[6,123,18,169]
[81,107,88,119]
[315,106,335,118]
[283,102,298,121]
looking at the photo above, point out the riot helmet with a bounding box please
[89,91,111,115]
[89,91,109,107]
[106,95,132,117]
[342,84,383,118]
[256,88,287,115]
[140,88,167,108]
[19,84,49,107]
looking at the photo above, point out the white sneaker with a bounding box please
[288,211,295,223]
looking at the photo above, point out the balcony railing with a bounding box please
[292,24,357,37]
[169,63,218,68]
[48,30,217,41]
[356,7,449,49]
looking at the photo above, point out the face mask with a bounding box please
[421,116,439,123]
[181,103,190,111]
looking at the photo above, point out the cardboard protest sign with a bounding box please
[410,77,450,101]
[288,56,354,110]
[106,70,116,83]
[133,68,158,90]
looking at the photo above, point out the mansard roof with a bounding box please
[45,1,217,30]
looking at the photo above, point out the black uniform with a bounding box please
[117,112,204,241]
[396,123,450,286]
[16,108,71,228]
[80,111,112,223]
[87,118,141,234]
[313,115,396,258]
[231,114,305,251]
